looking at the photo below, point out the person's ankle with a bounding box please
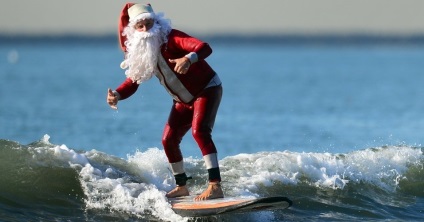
[209,181,221,185]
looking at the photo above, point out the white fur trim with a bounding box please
[156,54,194,103]
[205,74,222,89]
[112,90,121,100]
[204,153,219,169]
[170,161,185,175]
[131,12,155,22]
[184,52,198,64]
[128,4,155,21]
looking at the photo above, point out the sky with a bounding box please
[1,0,424,36]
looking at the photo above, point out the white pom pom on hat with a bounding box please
[128,3,155,22]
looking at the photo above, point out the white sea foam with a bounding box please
[27,135,185,221]
[126,148,174,191]
[343,146,422,191]
[221,146,422,193]
[80,166,185,221]
[29,134,89,167]
[25,135,423,221]
[79,148,186,222]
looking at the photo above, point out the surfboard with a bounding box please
[169,196,292,217]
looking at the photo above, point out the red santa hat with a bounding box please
[118,3,155,52]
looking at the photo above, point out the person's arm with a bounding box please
[168,30,213,74]
[106,78,140,109]
[115,77,140,100]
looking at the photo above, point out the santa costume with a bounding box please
[112,3,223,194]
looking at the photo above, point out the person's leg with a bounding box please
[162,101,193,198]
[191,86,224,200]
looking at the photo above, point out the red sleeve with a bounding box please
[118,3,135,52]
[115,78,139,100]
[169,30,212,60]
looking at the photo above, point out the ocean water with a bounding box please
[1,37,423,221]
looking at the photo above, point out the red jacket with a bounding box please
[116,29,217,103]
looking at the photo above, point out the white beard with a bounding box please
[120,23,164,84]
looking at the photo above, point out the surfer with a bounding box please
[106,3,224,201]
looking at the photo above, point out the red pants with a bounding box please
[162,85,222,163]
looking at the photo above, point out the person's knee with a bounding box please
[162,136,170,148]
[162,134,184,162]
[192,128,211,144]
[162,129,174,147]
[162,135,178,150]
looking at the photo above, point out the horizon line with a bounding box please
[2,33,424,45]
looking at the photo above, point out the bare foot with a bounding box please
[194,182,224,201]
[166,185,190,198]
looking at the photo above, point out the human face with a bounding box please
[134,19,155,32]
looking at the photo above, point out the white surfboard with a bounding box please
[169,195,292,217]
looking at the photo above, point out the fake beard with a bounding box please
[120,24,164,84]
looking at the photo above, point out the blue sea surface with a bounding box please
[0,37,423,221]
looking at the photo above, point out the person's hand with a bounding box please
[169,57,191,74]
[107,88,118,110]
